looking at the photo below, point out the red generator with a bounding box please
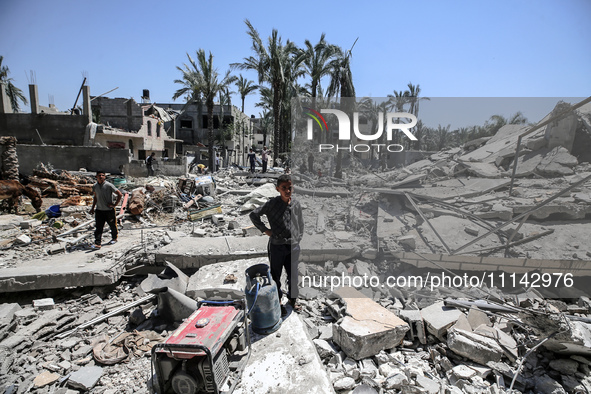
[151,299,250,394]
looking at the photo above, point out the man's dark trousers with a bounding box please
[269,242,300,302]
[95,209,117,245]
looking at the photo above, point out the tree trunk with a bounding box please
[207,102,215,171]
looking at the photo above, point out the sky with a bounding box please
[1,0,589,128]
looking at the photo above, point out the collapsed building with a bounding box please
[0,98,591,393]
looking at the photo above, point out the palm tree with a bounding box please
[405,83,429,149]
[327,42,357,178]
[387,90,409,145]
[0,56,28,112]
[234,19,300,161]
[235,75,258,114]
[300,34,339,100]
[173,49,236,171]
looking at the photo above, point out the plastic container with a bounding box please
[45,204,61,218]
[245,264,282,334]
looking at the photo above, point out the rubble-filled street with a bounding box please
[1,100,591,393]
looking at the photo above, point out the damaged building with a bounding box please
[1,97,591,393]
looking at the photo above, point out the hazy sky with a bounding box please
[1,0,589,127]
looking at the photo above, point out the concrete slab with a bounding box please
[186,257,268,299]
[370,178,511,200]
[233,311,334,394]
[155,235,268,268]
[376,200,406,242]
[0,248,126,293]
[332,287,409,360]
[421,301,464,341]
[0,229,150,293]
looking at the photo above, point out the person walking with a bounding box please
[89,171,122,250]
[146,152,156,177]
[261,146,269,173]
[249,175,304,316]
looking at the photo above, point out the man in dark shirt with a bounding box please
[146,152,156,177]
[250,174,304,316]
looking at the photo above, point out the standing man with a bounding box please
[247,148,257,173]
[261,146,270,173]
[249,175,304,316]
[90,171,123,250]
[146,152,156,177]
[215,153,221,172]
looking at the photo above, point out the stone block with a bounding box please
[332,287,409,360]
[33,371,60,388]
[67,365,103,391]
[420,301,464,340]
[447,328,504,365]
[33,298,55,310]
[20,219,42,229]
[191,228,206,237]
[14,234,31,245]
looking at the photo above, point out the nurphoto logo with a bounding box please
[303,106,418,153]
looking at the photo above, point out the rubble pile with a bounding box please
[1,101,591,392]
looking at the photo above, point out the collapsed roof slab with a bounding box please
[0,231,147,293]
[155,234,360,269]
[234,312,335,394]
[370,178,511,200]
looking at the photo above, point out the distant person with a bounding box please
[247,148,256,173]
[146,152,156,177]
[90,171,122,250]
[261,146,269,173]
[308,153,314,174]
[215,153,221,172]
[197,163,207,174]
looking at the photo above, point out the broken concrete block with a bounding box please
[384,373,409,390]
[467,308,491,330]
[47,242,67,255]
[421,301,463,340]
[0,303,21,325]
[227,220,239,230]
[14,234,31,245]
[361,248,378,260]
[351,384,379,394]
[313,338,338,359]
[33,371,60,388]
[399,309,427,344]
[191,228,206,237]
[534,374,567,394]
[397,235,416,250]
[464,226,479,236]
[549,358,579,375]
[474,325,518,361]
[211,214,224,226]
[33,298,55,310]
[20,219,41,229]
[536,146,578,177]
[451,364,476,380]
[525,136,547,151]
[447,328,504,365]
[333,376,356,391]
[415,375,440,394]
[332,287,409,360]
[67,365,103,391]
